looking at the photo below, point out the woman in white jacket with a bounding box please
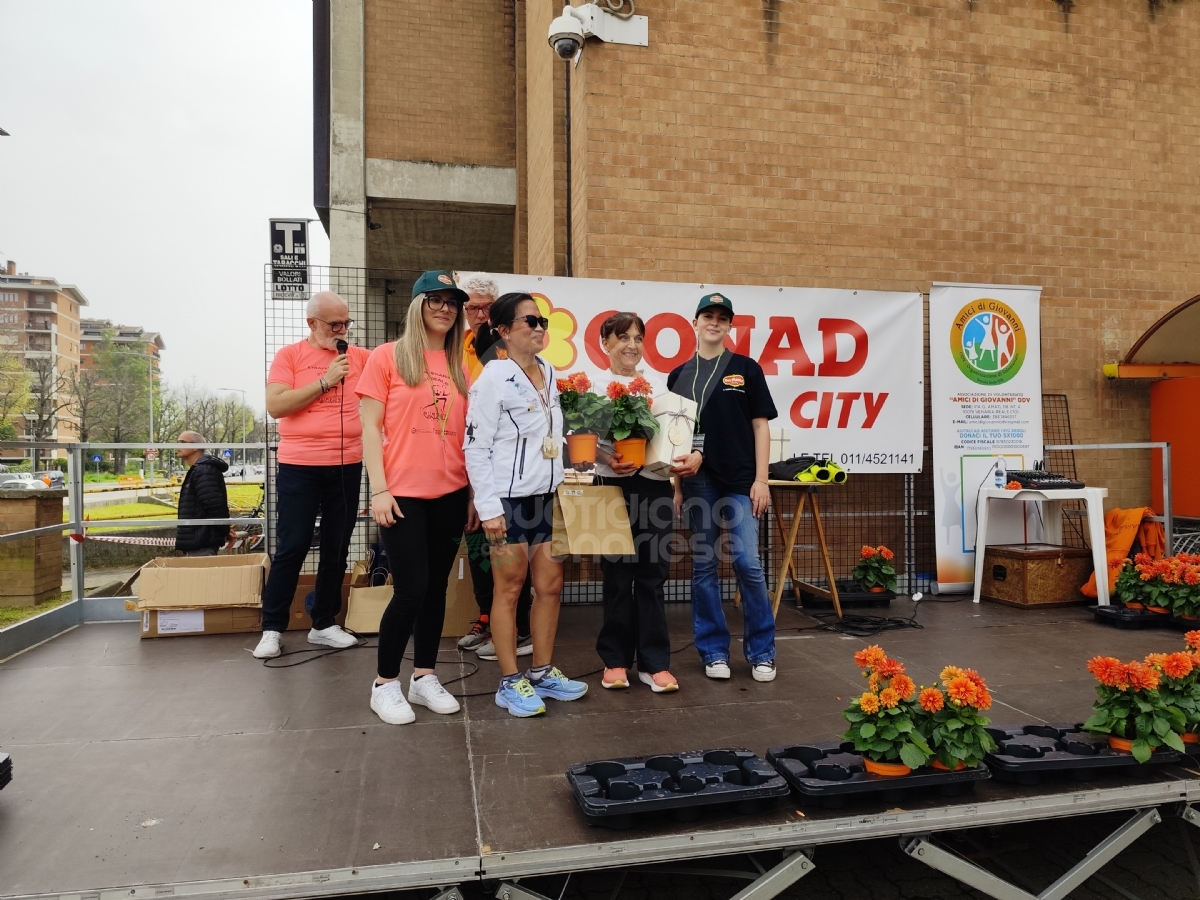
[464,292,588,717]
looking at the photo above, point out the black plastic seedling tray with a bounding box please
[1088,605,1176,630]
[567,748,790,828]
[984,724,1183,785]
[798,580,894,610]
[766,741,989,809]
[0,752,11,791]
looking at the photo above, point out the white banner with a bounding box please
[461,274,924,473]
[930,283,1043,591]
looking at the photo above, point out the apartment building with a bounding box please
[0,259,87,442]
[79,319,165,374]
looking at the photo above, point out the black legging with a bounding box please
[376,487,469,679]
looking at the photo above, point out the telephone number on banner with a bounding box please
[838,452,919,468]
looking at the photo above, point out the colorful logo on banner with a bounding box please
[950,299,1027,385]
[531,293,578,370]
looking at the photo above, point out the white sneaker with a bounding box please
[252,631,282,659]
[705,660,731,680]
[408,674,461,715]
[308,625,358,649]
[370,680,415,725]
[475,634,533,661]
[752,660,778,683]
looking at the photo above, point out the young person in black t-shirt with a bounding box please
[667,293,780,682]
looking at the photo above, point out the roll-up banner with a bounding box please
[929,283,1044,592]
[459,274,925,473]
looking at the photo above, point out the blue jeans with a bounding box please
[681,471,775,666]
[260,462,362,632]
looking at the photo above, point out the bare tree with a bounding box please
[67,366,104,443]
[25,356,73,442]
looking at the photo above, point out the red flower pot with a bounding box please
[1108,736,1134,752]
[1147,606,1170,615]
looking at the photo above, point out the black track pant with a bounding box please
[596,474,674,674]
[376,487,469,679]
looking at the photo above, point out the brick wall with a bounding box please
[563,0,1200,508]
[364,0,517,167]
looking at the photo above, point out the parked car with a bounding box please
[224,465,244,479]
[0,473,47,490]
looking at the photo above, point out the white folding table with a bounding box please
[973,486,1110,604]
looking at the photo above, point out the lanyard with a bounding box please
[690,350,724,430]
[425,367,455,442]
[519,359,554,434]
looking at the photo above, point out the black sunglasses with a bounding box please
[517,314,549,331]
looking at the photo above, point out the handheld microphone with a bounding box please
[336,339,348,355]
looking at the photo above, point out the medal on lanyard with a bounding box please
[521,361,559,458]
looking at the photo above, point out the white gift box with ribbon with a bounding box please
[643,392,699,475]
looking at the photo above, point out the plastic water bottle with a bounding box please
[994,456,1007,488]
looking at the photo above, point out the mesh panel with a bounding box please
[1041,393,1087,548]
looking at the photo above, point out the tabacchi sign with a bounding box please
[461,274,924,473]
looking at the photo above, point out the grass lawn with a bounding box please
[62,503,177,533]
[0,592,72,629]
[226,484,264,512]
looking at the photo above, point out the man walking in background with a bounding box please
[254,290,371,659]
[174,431,230,557]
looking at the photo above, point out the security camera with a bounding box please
[548,6,584,59]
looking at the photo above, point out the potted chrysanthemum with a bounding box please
[604,376,659,468]
[1148,633,1200,745]
[556,371,612,466]
[852,545,898,593]
[842,645,931,775]
[914,667,997,771]
[1082,655,1186,761]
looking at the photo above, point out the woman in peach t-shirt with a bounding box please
[356,271,474,726]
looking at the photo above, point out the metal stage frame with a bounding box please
[6,600,1200,900]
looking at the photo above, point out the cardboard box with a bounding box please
[980,543,1094,608]
[141,606,261,639]
[341,541,479,637]
[551,486,635,556]
[769,428,791,463]
[135,554,270,610]
[443,540,478,637]
[288,573,351,632]
[643,392,698,475]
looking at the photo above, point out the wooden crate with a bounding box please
[980,543,1093,608]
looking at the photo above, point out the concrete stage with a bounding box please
[2,597,1200,900]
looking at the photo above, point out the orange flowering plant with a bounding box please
[604,376,660,442]
[1082,655,1186,762]
[1113,553,1200,615]
[556,371,613,435]
[842,645,931,770]
[851,545,898,592]
[1146,633,1200,735]
[914,667,997,769]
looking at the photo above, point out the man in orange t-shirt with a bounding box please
[454,275,533,659]
[253,291,371,660]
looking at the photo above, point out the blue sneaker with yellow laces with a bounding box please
[528,665,588,702]
[495,675,546,718]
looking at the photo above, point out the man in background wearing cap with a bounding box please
[253,290,371,659]
[667,293,779,683]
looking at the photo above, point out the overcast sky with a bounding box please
[0,1,329,409]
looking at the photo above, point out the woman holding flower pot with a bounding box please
[586,312,678,692]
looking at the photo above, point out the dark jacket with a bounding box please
[175,454,230,552]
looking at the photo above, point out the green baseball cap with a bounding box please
[695,292,734,318]
[412,270,468,303]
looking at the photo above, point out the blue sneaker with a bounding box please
[529,666,589,702]
[495,677,546,718]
